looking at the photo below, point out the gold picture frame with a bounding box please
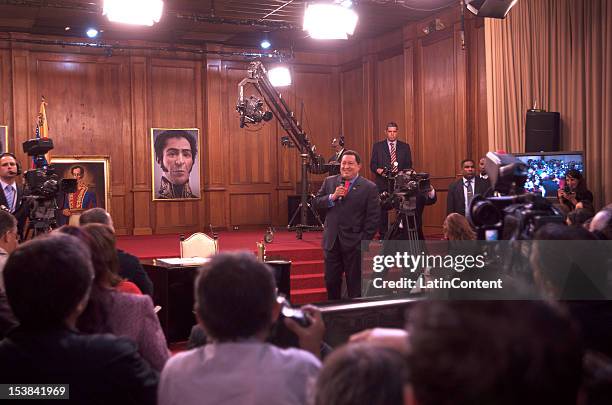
[49,156,111,226]
[151,128,201,201]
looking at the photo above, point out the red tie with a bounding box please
[390,143,398,172]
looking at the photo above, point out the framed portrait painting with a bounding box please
[151,128,201,201]
[0,125,7,153]
[49,156,110,226]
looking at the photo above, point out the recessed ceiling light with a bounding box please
[260,39,271,49]
[86,28,99,38]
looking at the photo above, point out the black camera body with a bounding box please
[236,95,273,128]
[380,170,431,212]
[468,152,564,240]
[21,138,78,233]
[22,138,77,199]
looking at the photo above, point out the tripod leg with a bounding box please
[306,201,324,228]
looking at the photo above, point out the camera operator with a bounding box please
[558,169,593,212]
[370,122,412,237]
[0,153,26,239]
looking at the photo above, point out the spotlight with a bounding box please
[260,39,271,49]
[86,28,99,38]
[268,66,292,87]
[103,0,164,26]
[465,0,518,19]
[303,3,358,40]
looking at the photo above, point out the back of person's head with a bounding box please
[532,223,605,299]
[407,301,582,405]
[590,208,612,240]
[79,208,112,227]
[195,252,276,341]
[0,209,16,238]
[315,343,409,405]
[79,223,121,287]
[56,224,120,288]
[566,208,595,227]
[443,213,475,240]
[3,234,93,331]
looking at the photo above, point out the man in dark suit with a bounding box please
[370,122,412,237]
[0,153,26,238]
[327,136,346,176]
[315,150,380,300]
[447,159,490,217]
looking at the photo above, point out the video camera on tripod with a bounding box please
[379,169,432,242]
[380,169,431,212]
[22,138,77,237]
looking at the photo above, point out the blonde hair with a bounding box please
[443,213,476,240]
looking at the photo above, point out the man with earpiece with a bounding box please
[0,153,26,239]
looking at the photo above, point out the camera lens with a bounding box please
[471,200,502,226]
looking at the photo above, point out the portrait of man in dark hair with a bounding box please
[152,129,200,200]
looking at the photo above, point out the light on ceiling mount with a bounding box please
[103,0,164,26]
[86,28,99,38]
[465,0,518,19]
[268,66,292,87]
[303,2,358,40]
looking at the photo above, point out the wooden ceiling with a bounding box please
[0,0,457,51]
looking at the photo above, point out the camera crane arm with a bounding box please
[237,61,326,174]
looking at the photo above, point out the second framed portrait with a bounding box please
[49,156,110,227]
[151,128,201,201]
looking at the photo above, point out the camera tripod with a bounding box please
[287,153,324,239]
[23,197,58,240]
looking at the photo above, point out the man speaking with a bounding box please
[315,151,380,300]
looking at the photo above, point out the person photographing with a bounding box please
[558,169,593,211]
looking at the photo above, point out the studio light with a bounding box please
[303,2,358,40]
[465,0,518,19]
[260,39,271,49]
[103,0,164,26]
[267,66,292,87]
[86,28,99,38]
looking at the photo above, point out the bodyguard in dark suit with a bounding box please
[447,159,490,217]
[0,153,26,238]
[327,136,346,176]
[315,150,380,300]
[370,122,412,237]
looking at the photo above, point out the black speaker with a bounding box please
[466,0,518,19]
[525,111,561,152]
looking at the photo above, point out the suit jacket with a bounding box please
[0,326,158,405]
[370,140,413,190]
[0,183,26,237]
[447,177,490,217]
[327,149,345,176]
[315,175,380,251]
[118,249,154,296]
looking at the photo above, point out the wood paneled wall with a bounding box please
[0,9,487,235]
[336,10,489,234]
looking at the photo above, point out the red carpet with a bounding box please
[117,229,444,305]
[117,229,327,304]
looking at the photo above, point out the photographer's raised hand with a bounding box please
[284,305,325,359]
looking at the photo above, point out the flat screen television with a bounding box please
[513,151,584,198]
